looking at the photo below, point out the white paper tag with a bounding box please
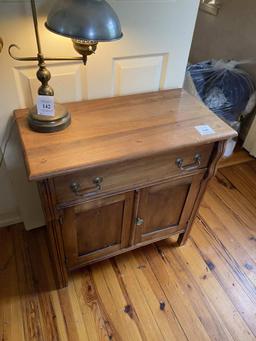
[223,138,236,157]
[195,125,215,136]
[37,95,55,116]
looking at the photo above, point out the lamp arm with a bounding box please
[44,56,84,62]
[9,45,84,62]
[8,44,38,61]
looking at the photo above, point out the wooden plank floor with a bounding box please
[0,161,256,341]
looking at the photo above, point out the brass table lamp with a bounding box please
[9,0,123,133]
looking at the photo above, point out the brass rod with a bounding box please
[8,44,38,61]
[8,44,84,62]
[10,56,38,61]
[30,0,42,55]
[44,57,84,61]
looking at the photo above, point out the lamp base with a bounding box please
[28,103,71,133]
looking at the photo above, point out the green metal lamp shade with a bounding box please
[45,0,123,42]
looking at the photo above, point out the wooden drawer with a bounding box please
[54,143,214,205]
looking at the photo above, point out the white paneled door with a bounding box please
[0,0,200,229]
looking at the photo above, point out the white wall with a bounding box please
[0,0,200,229]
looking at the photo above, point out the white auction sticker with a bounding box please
[195,125,215,136]
[37,95,55,116]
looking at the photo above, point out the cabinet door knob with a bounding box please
[136,217,144,226]
[176,153,201,171]
[70,176,103,197]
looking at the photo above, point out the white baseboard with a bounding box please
[0,212,22,228]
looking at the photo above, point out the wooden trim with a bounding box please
[129,190,140,246]
[139,225,185,242]
[177,141,225,246]
[120,192,134,248]
[62,207,78,266]
[74,194,126,213]
[37,180,68,288]
[67,244,121,269]
[179,173,204,227]
[67,227,185,271]
[134,187,148,244]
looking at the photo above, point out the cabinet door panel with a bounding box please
[135,174,204,243]
[62,192,133,268]
[141,182,190,233]
[77,201,123,255]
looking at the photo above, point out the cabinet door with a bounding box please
[134,174,204,244]
[61,192,134,269]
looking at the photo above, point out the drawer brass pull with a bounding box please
[176,153,201,171]
[70,176,103,197]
